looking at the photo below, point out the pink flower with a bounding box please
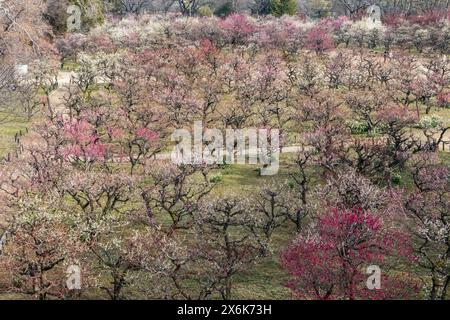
[219,14,255,44]
[305,26,334,54]
[281,207,417,300]
[136,128,159,142]
[198,38,218,59]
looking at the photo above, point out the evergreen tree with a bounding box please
[280,0,298,16]
[214,1,235,17]
[270,0,282,16]
[308,0,332,18]
[262,0,297,17]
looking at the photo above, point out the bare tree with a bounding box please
[0,0,50,115]
[177,0,202,16]
[0,0,49,58]
[336,0,372,17]
[113,0,154,13]
[0,65,16,118]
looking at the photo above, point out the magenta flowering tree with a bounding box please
[197,38,219,63]
[282,208,419,300]
[408,10,447,26]
[255,19,304,56]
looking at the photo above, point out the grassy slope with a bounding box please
[0,114,28,158]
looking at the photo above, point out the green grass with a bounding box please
[0,113,29,158]
[233,255,291,300]
[61,59,80,72]
[202,161,302,299]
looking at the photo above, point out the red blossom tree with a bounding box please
[282,208,419,300]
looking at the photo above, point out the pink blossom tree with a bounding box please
[305,26,334,55]
[219,14,255,46]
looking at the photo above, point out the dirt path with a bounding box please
[47,71,76,113]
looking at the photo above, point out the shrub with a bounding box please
[347,120,370,135]
[198,5,213,17]
[414,115,443,129]
[391,173,403,186]
[210,173,224,183]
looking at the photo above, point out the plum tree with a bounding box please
[282,207,418,300]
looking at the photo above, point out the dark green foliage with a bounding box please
[251,0,297,16]
[279,0,297,16]
[391,174,403,186]
[214,1,235,17]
